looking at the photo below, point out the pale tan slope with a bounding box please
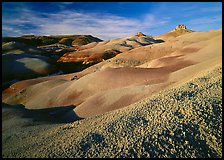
[66,29,218,77]
[74,82,170,118]
[169,33,222,87]
[139,29,222,83]
[3,29,220,97]
[2,72,77,96]
[74,29,222,118]
[1,30,193,96]
[2,66,222,158]
[139,34,222,70]
[54,35,180,80]
[156,28,193,41]
[57,35,157,63]
[3,67,170,109]
[2,29,222,119]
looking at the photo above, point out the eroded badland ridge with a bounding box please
[2,24,222,158]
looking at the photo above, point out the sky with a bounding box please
[2,2,222,40]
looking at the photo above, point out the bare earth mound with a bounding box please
[2,29,222,119]
[2,26,222,158]
[2,66,222,158]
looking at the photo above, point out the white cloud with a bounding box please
[3,2,222,39]
[2,9,169,40]
[200,5,222,13]
[188,15,222,25]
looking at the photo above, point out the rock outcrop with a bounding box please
[175,24,187,30]
[157,24,193,40]
[136,32,146,37]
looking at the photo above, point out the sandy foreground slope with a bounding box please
[2,65,222,158]
[2,29,222,119]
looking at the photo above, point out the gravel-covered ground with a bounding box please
[2,66,222,158]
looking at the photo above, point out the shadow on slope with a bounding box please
[154,39,165,43]
[2,103,82,124]
[2,53,58,90]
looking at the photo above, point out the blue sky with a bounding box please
[2,2,222,40]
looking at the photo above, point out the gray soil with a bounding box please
[2,66,222,158]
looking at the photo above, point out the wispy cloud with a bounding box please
[188,15,222,25]
[2,2,222,39]
[3,8,169,39]
[200,5,222,13]
[180,4,221,13]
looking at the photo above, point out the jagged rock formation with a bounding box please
[157,24,194,40]
[175,24,187,30]
[136,32,146,37]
